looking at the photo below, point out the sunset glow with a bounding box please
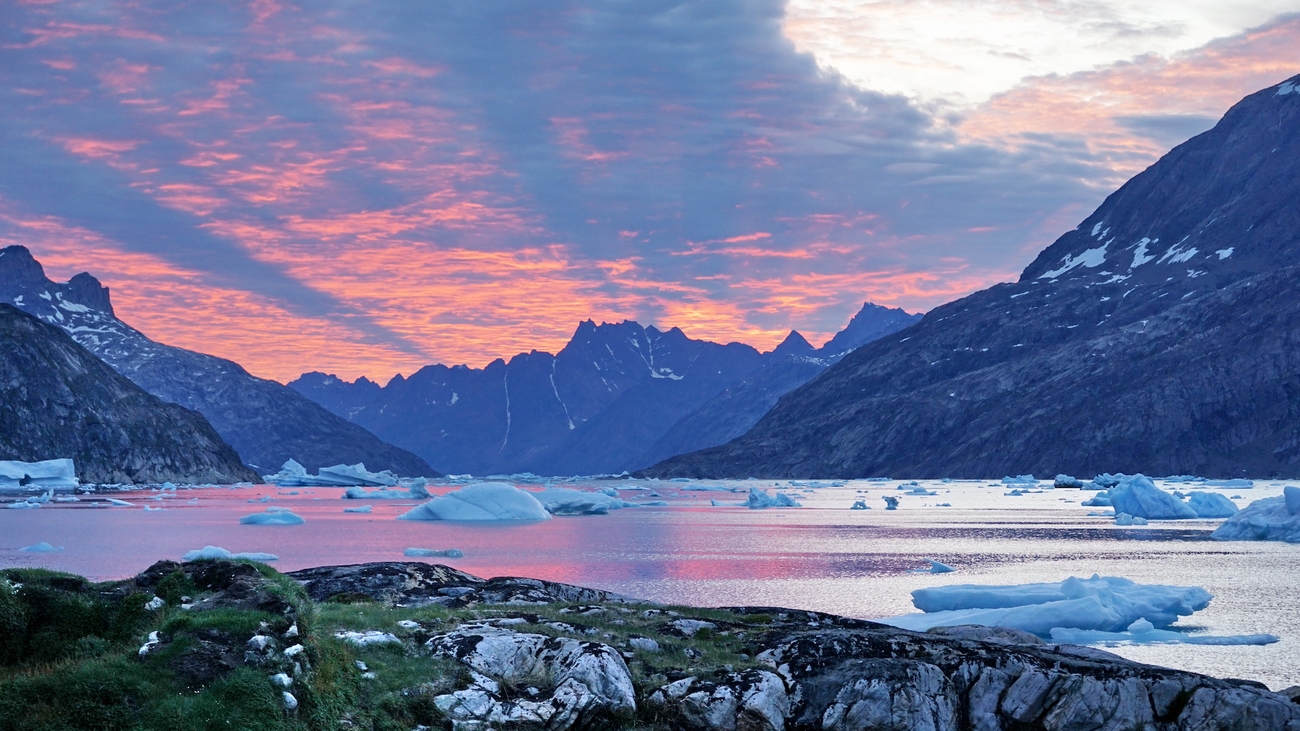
[2,1,1297,382]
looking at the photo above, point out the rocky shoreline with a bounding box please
[2,559,1297,730]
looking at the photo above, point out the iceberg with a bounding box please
[404,547,465,558]
[1050,618,1278,647]
[850,500,870,510]
[908,560,955,574]
[1210,487,1300,543]
[1081,494,1111,507]
[20,541,63,552]
[743,487,801,508]
[1203,478,1253,488]
[882,496,899,510]
[398,482,551,522]
[265,459,400,487]
[532,487,630,516]
[0,459,78,490]
[1186,491,1239,519]
[343,505,373,513]
[883,575,1213,635]
[1001,475,1036,485]
[1107,474,1196,520]
[1053,474,1083,488]
[1114,513,1148,526]
[239,509,305,525]
[182,546,279,561]
[5,501,40,509]
[343,486,422,500]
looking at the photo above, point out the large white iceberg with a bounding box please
[398,482,550,522]
[532,487,630,516]
[1107,474,1196,520]
[1186,491,1239,519]
[265,459,399,487]
[1210,487,1300,543]
[0,459,78,490]
[883,575,1212,635]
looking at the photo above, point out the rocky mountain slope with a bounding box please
[645,74,1300,479]
[0,304,256,484]
[0,247,434,476]
[641,304,920,466]
[291,305,919,476]
[2,559,1295,730]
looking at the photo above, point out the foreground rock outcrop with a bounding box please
[2,559,1296,730]
[0,304,257,484]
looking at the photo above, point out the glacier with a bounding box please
[398,483,551,522]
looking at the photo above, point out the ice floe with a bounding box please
[742,488,801,508]
[182,546,280,561]
[1211,487,1300,543]
[343,505,373,513]
[1000,475,1037,485]
[239,508,305,525]
[404,547,465,558]
[1050,618,1277,646]
[0,458,78,489]
[1114,513,1148,526]
[883,575,1212,635]
[398,483,551,522]
[532,487,631,515]
[1107,474,1196,520]
[20,541,63,552]
[343,485,428,500]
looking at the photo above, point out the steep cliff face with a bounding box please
[644,75,1300,479]
[0,304,257,484]
[0,248,434,476]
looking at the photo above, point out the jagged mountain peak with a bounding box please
[770,330,816,358]
[0,245,114,316]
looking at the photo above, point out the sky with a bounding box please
[1,1,1298,383]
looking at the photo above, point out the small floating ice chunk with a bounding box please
[182,546,280,561]
[882,496,899,510]
[404,547,464,558]
[908,560,956,574]
[1203,478,1253,488]
[398,482,550,522]
[1114,512,1148,526]
[1054,474,1083,488]
[1108,474,1196,519]
[20,541,63,552]
[1050,623,1278,646]
[1186,491,1239,519]
[343,505,373,513]
[1001,475,1037,485]
[106,498,133,507]
[239,508,304,525]
[343,486,418,500]
[850,500,870,510]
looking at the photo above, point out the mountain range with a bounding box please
[290,304,919,475]
[644,74,1300,479]
[1,304,256,484]
[0,247,433,477]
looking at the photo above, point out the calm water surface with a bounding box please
[3,478,1297,689]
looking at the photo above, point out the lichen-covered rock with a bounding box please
[648,670,790,731]
[288,562,636,608]
[427,625,635,730]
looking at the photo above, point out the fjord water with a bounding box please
[3,479,1297,690]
